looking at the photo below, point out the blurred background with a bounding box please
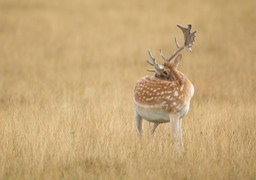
[0,0,255,103]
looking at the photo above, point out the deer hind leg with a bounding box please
[169,114,183,151]
[134,110,143,137]
[151,122,160,136]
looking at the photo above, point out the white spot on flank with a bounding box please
[167,96,174,100]
[173,102,177,106]
[180,84,184,91]
[177,104,182,109]
[161,92,164,95]
[174,91,178,97]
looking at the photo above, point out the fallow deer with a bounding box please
[133,24,196,149]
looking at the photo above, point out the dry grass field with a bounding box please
[0,0,256,179]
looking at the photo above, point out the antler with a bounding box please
[147,49,164,73]
[160,24,196,62]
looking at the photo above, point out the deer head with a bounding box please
[147,24,196,80]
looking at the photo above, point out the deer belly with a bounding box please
[134,103,170,123]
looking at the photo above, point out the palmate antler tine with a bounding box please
[146,69,157,73]
[177,24,196,51]
[160,49,168,62]
[147,49,164,73]
[160,24,196,62]
[147,49,154,65]
[174,37,180,48]
[160,45,184,62]
[147,49,155,63]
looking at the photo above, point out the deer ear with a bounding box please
[174,54,182,68]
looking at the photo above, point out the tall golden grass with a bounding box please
[0,0,255,179]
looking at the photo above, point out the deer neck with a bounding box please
[169,69,184,84]
[178,71,194,99]
[171,70,194,97]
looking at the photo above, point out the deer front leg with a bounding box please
[169,114,183,151]
[179,118,184,149]
[134,110,143,138]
